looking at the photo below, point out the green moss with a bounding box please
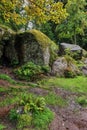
[18,29,58,65]
[29,29,54,48]
[30,30,58,62]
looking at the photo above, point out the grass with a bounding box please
[45,92,67,107]
[1,73,87,129]
[0,87,25,107]
[0,74,16,84]
[32,108,54,130]
[39,76,87,93]
[77,96,87,107]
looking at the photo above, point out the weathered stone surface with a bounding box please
[81,66,87,76]
[84,58,87,64]
[52,57,79,77]
[52,57,67,76]
[15,29,58,65]
[59,43,83,60]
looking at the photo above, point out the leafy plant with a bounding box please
[9,93,54,129]
[19,94,46,113]
[9,108,18,121]
[14,62,50,81]
[17,114,32,129]
[33,108,54,129]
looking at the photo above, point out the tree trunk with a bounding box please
[74,25,77,44]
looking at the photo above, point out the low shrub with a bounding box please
[14,62,50,81]
[9,93,54,129]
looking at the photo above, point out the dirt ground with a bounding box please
[0,67,87,130]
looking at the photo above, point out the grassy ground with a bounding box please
[0,74,87,129]
[39,76,87,93]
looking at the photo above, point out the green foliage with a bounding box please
[9,109,18,121]
[14,62,50,81]
[65,55,76,68]
[8,93,54,129]
[65,48,82,60]
[0,87,6,92]
[38,22,55,41]
[77,96,87,106]
[33,108,54,129]
[19,94,46,113]
[39,76,87,93]
[64,67,76,78]
[17,114,32,129]
[55,0,87,44]
[41,65,50,74]
[0,124,6,130]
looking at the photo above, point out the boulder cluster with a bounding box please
[0,25,87,77]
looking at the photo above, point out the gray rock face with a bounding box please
[59,43,83,60]
[15,32,50,65]
[52,57,67,76]
[52,57,79,77]
[82,66,87,76]
[15,30,57,66]
[84,59,87,64]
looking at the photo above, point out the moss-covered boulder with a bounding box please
[15,29,58,66]
[0,25,18,65]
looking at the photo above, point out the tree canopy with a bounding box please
[55,0,87,44]
[0,0,68,30]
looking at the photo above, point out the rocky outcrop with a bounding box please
[0,25,18,65]
[52,57,80,77]
[52,57,67,76]
[81,66,87,76]
[0,25,58,66]
[59,43,83,60]
[15,29,58,65]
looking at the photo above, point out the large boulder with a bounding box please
[52,56,80,77]
[59,43,83,60]
[81,58,87,76]
[15,29,58,65]
[52,57,67,76]
[0,25,18,65]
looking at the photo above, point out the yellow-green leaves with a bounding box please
[26,0,68,24]
[0,0,68,26]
